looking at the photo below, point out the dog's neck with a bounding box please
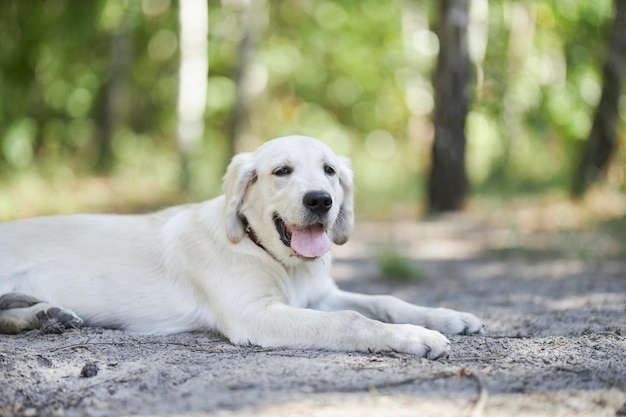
[242,218,266,252]
[246,226,264,250]
[242,218,298,265]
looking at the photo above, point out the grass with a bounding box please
[376,246,426,281]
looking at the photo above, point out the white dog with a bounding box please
[0,135,483,359]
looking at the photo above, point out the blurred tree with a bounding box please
[427,0,470,212]
[228,0,267,160]
[572,0,626,197]
[176,0,208,189]
[94,1,139,173]
[0,1,104,172]
[0,0,622,216]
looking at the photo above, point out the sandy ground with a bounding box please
[1,216,625,417]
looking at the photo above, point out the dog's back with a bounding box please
[0,207,211,333]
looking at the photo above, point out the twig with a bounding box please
[49,341,92,353]
[482,334,531,339]
[553,366,590,374]
[467,371,489,417]
[48,340,224,353]
[447,353,506,361]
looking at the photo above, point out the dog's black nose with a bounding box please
[303,191,333,214]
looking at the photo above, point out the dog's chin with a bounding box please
[273,215,331,259]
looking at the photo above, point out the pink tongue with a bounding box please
[288,224,331,258]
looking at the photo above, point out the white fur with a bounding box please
[0,135,483,358]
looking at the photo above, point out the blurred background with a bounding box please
[0,0,625,224]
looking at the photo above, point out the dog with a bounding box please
[0,135,483,359]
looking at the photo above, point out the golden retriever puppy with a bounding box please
[0,136,483,359]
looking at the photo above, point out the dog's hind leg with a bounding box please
[0,292,83,334]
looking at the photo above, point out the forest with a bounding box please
[2,4,625,416]
[0,0,624,220]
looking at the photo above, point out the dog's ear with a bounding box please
[332,156,354,245]
[223,152,256,243]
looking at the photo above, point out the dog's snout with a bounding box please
[303,191,332,214]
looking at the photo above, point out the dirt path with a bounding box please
[1,218,625,417]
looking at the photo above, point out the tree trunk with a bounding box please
[177,0,209,189]
[227,0,266,160]
[228,20,254,162]
[571,0,626,198]
[94,3,136,174]
[427,0,470,213]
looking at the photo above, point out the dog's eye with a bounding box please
[324,164,336,176]
[273,166,293,177]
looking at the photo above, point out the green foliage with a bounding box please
[0,0,624,219]
[376,246,425,281]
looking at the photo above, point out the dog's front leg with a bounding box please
[315,288,484,335]
[222,304,450,359]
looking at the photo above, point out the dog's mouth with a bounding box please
[274,215,331,259]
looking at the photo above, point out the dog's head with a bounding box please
[223,135,354,264]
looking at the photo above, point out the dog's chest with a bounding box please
[281,261,332,309]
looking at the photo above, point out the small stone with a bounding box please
[80,362,99,378]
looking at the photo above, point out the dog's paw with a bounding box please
[387,324,450,359]
[425,308,484,335]
[36,306,83,334]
